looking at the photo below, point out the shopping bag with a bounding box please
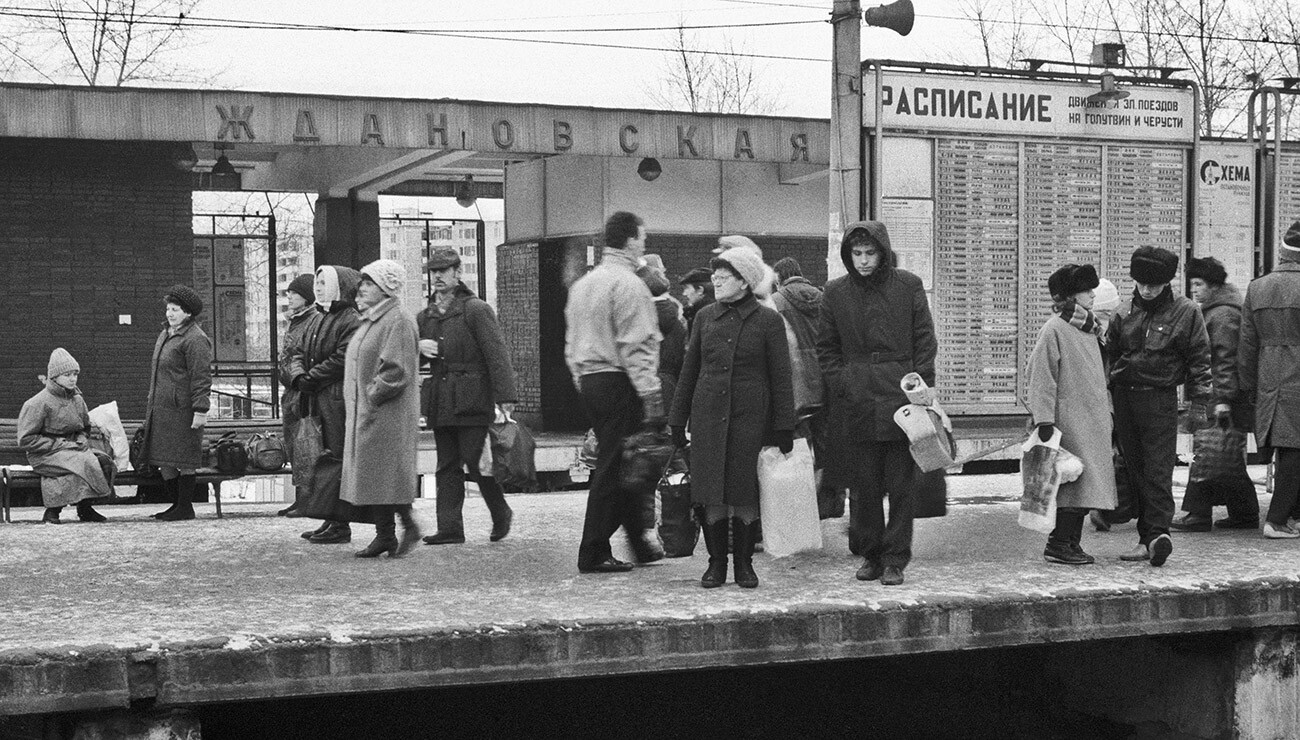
[489,409,538,491]
[658,449,698,557]
[1019,428,1061,534]
[293,454,374,524]
[756,438,823,557]
[291,416,324,486]
[87,401,130,470]
[914,468,948,519]
[1188,423,1248,484]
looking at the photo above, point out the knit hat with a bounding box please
[1047,264,1100,301]
[1186,256,1227,286]
[47,347,79,378]
[1285,221,1300,251]
[1093,279,1120,312]
[164,284,203,316]
[360,259,406,298]
[428,248,461,270]
[285,273,315,303]
[711,247,767,292]
[715,234,763,258]
[1129,246,1179,285]
[679,267,712,286]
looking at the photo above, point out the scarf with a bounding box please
[1055,299,1101,336]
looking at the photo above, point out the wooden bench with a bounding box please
[0,418,288,522]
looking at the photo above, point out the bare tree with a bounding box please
[1156,0,1251,135]
[954,0,1040,67]
[645,25,782,115]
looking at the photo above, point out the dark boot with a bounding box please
[355,507,399,558]
[301,521,331,539]
[42,507,63,524]
[157,475,196,521]
[699,515,729,589]
[76,501,107,523]
[152,477,180,519]
[309,521,352,544]
[396,506,421,556]
[732,517,760,589]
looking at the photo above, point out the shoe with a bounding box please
[1263,522,1300,539]
[42,507,62,524]
[152,477,180,519]
[354,535,399,558]
[276,505,297,517]
[1215,517,1260,530]
[489,508,513,542]
[880,566,905,586]
[1170,514,1212,533]
[1119,543,1150,561]
[156,475,196,521]
[856,560,884,581]
[309,523,352,544]
[301,521,330,540]
[629,530,665,564]
[422,531,465,545]
[1044,541,1091,565]
[1070,543,1096,565]
[1089,510,1111,532]
[579,557,634,574]
[396,508,421,557]
[1149,534,1173,567]
[76,502,107,522]
[732,518,760,589]
[699,517,729,588]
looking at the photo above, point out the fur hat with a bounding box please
[47,347,79,378]
[1284,220,1300,252]
[428,248,461,270]
[711,247,767,292]
[164,284,203,316]
[715,234,763,258]
[1047,264,1100,301]
[360,259,406,297]
[1130,246,1179,285]
[679,267,712,286]
[1093,279,1120,312]
[1186,256,1227,286]
[285,273,315,303]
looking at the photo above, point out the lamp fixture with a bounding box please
[636,157,662,182]
[1087,72,1130,104]
[454,175,477,208]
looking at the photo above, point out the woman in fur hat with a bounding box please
[669,246,796,588]
[17,348,114,523]
[1025,264,1118,564]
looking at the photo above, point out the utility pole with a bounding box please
[829,0,863,282]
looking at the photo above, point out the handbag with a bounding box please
[1188,422,1248,484]
[488,409,539,491]
[658,448,698,557]
[246,432,287,472]
[128,425,159,477]
[213,432,249,474]
[291,415,324,487]
[756,438,823,557]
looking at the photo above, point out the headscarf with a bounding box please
[315,265,341,309]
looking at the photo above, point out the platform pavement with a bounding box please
[1,467,1297,718]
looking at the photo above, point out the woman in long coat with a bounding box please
[669,246,795,589]
[145,284,212,522]
[1025,264,1117,564]
[18,348,113,523]
[341,259,423,558]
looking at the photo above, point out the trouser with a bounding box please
[1268,447,1300,526]
[848,439,917,568]
[1049,508,1086,547]
[1113,387,1178,545]
[433,425,511,535]
[803,412,845,519]
[576,372,652,570]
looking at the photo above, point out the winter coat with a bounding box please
[340,296,421,507]
[682,295,714,336]
[278,306,319,442]
[287,268,362,457]
[416,283,518,428]
[669,291,795,508]
[1024,316,1118,511]
[144,319,212,469]
[17,381,113,505]
[1240,261,1300,448]
[1197,282,1253,429]
[655,296,688,408]
[773,276,825,414]
[816,220,937,445]
[1105,285,1212,398]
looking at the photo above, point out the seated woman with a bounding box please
[17,348,114,523]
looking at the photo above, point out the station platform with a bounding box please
[2,468,1297,732]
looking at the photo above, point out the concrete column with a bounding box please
[1235,628,1299,739]
[313,194,381,269]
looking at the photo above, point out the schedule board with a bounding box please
[1278,152,1300,272]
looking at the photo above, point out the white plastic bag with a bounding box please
[1018,428,1084,534]
[87,401,130,470]
[757,438,823,557]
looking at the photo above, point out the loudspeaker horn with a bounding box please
[863,0,914,36]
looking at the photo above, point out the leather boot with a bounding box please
[76,501,107,522]
[152,477,180,519]
[301,521,331,539]
[355,507,399,558]
[732,517,760,589]
[309,521,352,544]
[699,515,729,589]
[396,505,421,556]
[42,507,63,524]
[157,475,196,521]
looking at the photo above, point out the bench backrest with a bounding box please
[0,418,283,467]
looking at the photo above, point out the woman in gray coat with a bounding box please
[341,259,423,558]
[669,247,795,589]
[145,284,212,522]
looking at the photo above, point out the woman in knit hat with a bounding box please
[275,273,320,517]
[340,259,423,558]
[144,284,213,522]
[1024,264,1117,565]
[17,348,114,523]
[668,246,796,588]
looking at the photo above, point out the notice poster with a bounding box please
[881,198,934,290]
[213,237,246,285]
[1196,142,1255,284]
[215,287,248,361]
[192,238,215,340]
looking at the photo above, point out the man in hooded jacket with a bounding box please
[816,221,937,586]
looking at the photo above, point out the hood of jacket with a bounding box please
[778,277,823,317]
[328,267,362,312]
[841,220,894,284]
[1201,282,1243,313]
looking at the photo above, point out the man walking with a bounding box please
[817,221,937,586]
[565,211,666,573]
[1107,246,1212,566]
[1240,222,1300,539]
[418,249,519,545]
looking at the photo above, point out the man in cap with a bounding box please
[1106,246,1212,565]
[678,267,714,334]
[277,274,319,517]
[417,248,519,545]
[1240,223,1300,538]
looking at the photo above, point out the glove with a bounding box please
[671,426,688,449]
[1036,423,1056,443]
[640,389,667,427]
[775,430,794,455]
[191,412,207,430]
[1214,403,1232,427]
[294,375,318,394]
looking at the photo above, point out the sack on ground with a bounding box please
[756,438,823,557]
[489,409,538,491]
[246,432,287,472]
[1188,424,1248,483]
[291,417,324,486]
[87,401,130,470]
[213,433,249,474]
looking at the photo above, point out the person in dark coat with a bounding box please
[670,246,795,589]
[816,221,936,586]
[678,267,714,335]
[287,266,363,544]
[1172,257,1260,532]
[145,284,212,522]
[1240,222,1300,539]
[276,273,317,517]
[418,248,519,546]
[1107,246,1213,566]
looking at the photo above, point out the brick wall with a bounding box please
[0,139,193,419]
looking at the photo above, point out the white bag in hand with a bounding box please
[757,438,823,557]
[87,401,130,470]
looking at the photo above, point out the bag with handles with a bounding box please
[213,432,249,474]
[246,432,288,472]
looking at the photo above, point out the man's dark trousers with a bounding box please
[433,425,511,536]
[848,439,917,568]
[577,372,652,570]
[1269,447,1300,525]
[1113,386,1178,544]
